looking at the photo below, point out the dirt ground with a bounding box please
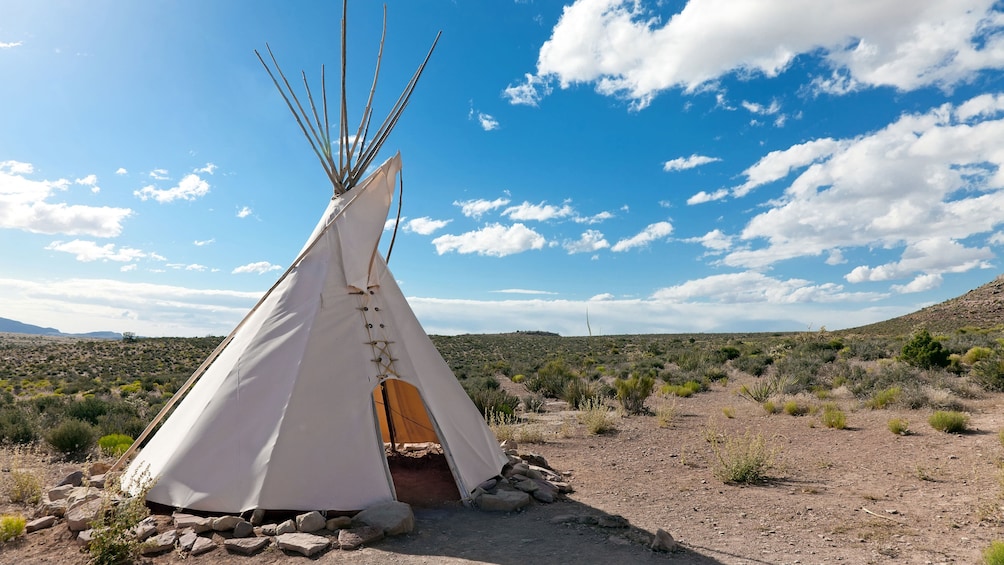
[3,374,1004,565]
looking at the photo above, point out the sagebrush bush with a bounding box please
[0,514,26,543]
[5,470,41,505]
[821,404,846,429]
[972,355,1004,392]
[578,398,616,434]
[46,419,97,459]
[88,471,154,565]
[866,386,901,409]
[562,377,599,409]
[900,329,950,369]
[468,387,520,418]
[614,374,654,414]
[709,428,776,485]
[929,410,969,433]
[661,381,701,398]
[0,407,37,445]
[887,418,910,435]
[783,400,809,416]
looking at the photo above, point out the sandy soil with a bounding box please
[3,375,1003,565]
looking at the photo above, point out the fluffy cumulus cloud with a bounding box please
[506,0,1004,108]
[651,271,883,304]
[685,229,732,254]
[0,41,23,49]
[432,223,546,256]
[232,261,282,274]
[503,200,574,221]
[611,221,672,251]
[134,173,211,203]
[45,240,149,262]
[720,96,1004,284]
[564,229,610,254]
[663,154,720,172]
[469,107,500,131]
[404,216,451,235]
[454,197,510,219]
[0,161,132,237]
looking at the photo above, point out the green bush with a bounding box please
[98,434,134,457]
[46,419,97,459]
[732,354,773,377]
[562,377,599,409]
[709,429,775,484]
[0,514,26,543]
[661,381,701,398]
[578,398,616,434]
[0,407,38,445]
[972,354,1004,391]
[614,374,654,414]
[783,400,809,416]
[866,386,901,409]
[64,396,109,425]
[88,472,153,565]
[984,540,1004,565]
[900,329,949,369]
[5,470,41,505]
[469,388,520,418]
[821,404,846,429]
[928,410,969,433]
[887,418,910,435]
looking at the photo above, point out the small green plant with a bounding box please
[984,540,1004,565]
[738,374,792,403]
[0,514,26,543]
[88,470,154,565]
[578,398,616,434]
[5,470,41,505]
[46,419,97,459]
[783,400,809,416]
[722,406,735,419]
[709,428,776,485]
[866,386,901,409]
[929,410,969,433]
[98,434,134,457]
[486,410,520,443]
[655,402,678,428]
[887,418,910,435]
[614,374,654,414]
[900,329,949,369]
[661,380,702,398]
[511,374,525,384]
[821,403,846,429]
[762,400,778,414]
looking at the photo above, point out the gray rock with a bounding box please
[531,487,555,503]
[141,529,177,555]
[232,519,254,538]
[261,524,278,536]
[295,510,326,532]
[224,536,269,555]
[596,514,629,528]
[65,498,103,531]
[520,452,549,468]
[173,512,211,533]
[651,528,678,552]
[275,518,297,535]
[88,474,106,488]
[549,514,579,524]
[47,484,74,501]
[353,501,414,536]
[476,477,498,491]
[191,536,217,555]
[249,508,266,526]
[132,516,158,541]
[277,532,330,556]
[212,515,241,531]
[42,497,67,517]
[499,439,518,453]
[337,526,384,550]
[26,515,57,533]
[57,470,84,487]
[76,528,94,547]
[66,486,101,510]
[475,489,530,512]
[513,478,539,493]
[326,516,351,530]
[178,529,199,552]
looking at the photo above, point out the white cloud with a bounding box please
[503,73,553,106]
[686,189,729,205]
[0,41,23,49]
[45,239,148,262]
[685,229,732,253]
[134,174,211,203]
[513,0,1004,108]
[75,174,100,193]
[651,271,884,304]
[573,211,614,224]
[503,201,574,221]
[232,261,283,275]
[454,197,510,219]
[723,96,1004,277]
[432,223,546,256]
[891,273,943,294]
[404,216,451,235]
[149,168,169,180]
[0,163,132,236]
[195,163,217,174]
[193,239,215,246]
[115,168,128,175]
[663,154,720,172]
[469,107,500,131]
[564,229,610,254]
[166,263,208,272]
[741,99,781,115]
[491,289,559,295]
[236,206,252,218]
[611,221,673,251]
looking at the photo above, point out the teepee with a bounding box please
[115,4,508,513]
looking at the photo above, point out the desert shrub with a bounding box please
[578,398,616,434]
[655,402,678,428]
[722,406,735,419]
[469,387,520,418]
[511,374,525,384]
[963,346,995,365]
[762,400,778,414]
[929,410,969,433]
[46,419,97,459]
[866,386,901,409]
[0,514,26,543]
[709,428,776,485]
[661,381,701,398]
[562,377,599,409]
[900,329,950,369]
[739,374,792,403]
[821,404,846,429]
[88,471,153,565]
[614,374,654,414]
[973,354,1004,392]
[64,396,109,426]
[4,469,41,505]
[783,400,810,416]
[524,360,574,398]
[522,393,546,413]
[888,418,910,435]
[0,407,37,445]
[732,354,773,377]
[984,540,1004,565]
[98,434,134,457]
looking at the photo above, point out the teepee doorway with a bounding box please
[373,380,462,507]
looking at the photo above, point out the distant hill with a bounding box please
[847,275,1004,336]
[0,317,122,340]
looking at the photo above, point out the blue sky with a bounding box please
[2,0,1003,337]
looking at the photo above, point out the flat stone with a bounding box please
[212,515,241,531]
[337,526,384,550]
[76,529,94,547]
[295,510,326,532]
[173,512,211,533]
[651,528,678,552]
[141,529,177,555]
[513,478,539,493]
[277,532,330,556]
[66,498,104,531]
[326,516,352,530]
[275,518,296,535]
[261,524,278,536]
[520,453,549,468]
[66,486,101,510]
[476,489,530,512]
[88,474,106,488]
[178,529,199,552]
[224,536,270,555]
[232,519,254,538]
[57,470,84,487]
[47,484,74,501]
[26,515,57,533]
[353,501,414,536]
[476,477,498,491]
[132,516,158,541]
[531,487,555,503]
[42,497,67,517]
[191,536,217,555]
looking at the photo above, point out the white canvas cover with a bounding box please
[122,154,507,513]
